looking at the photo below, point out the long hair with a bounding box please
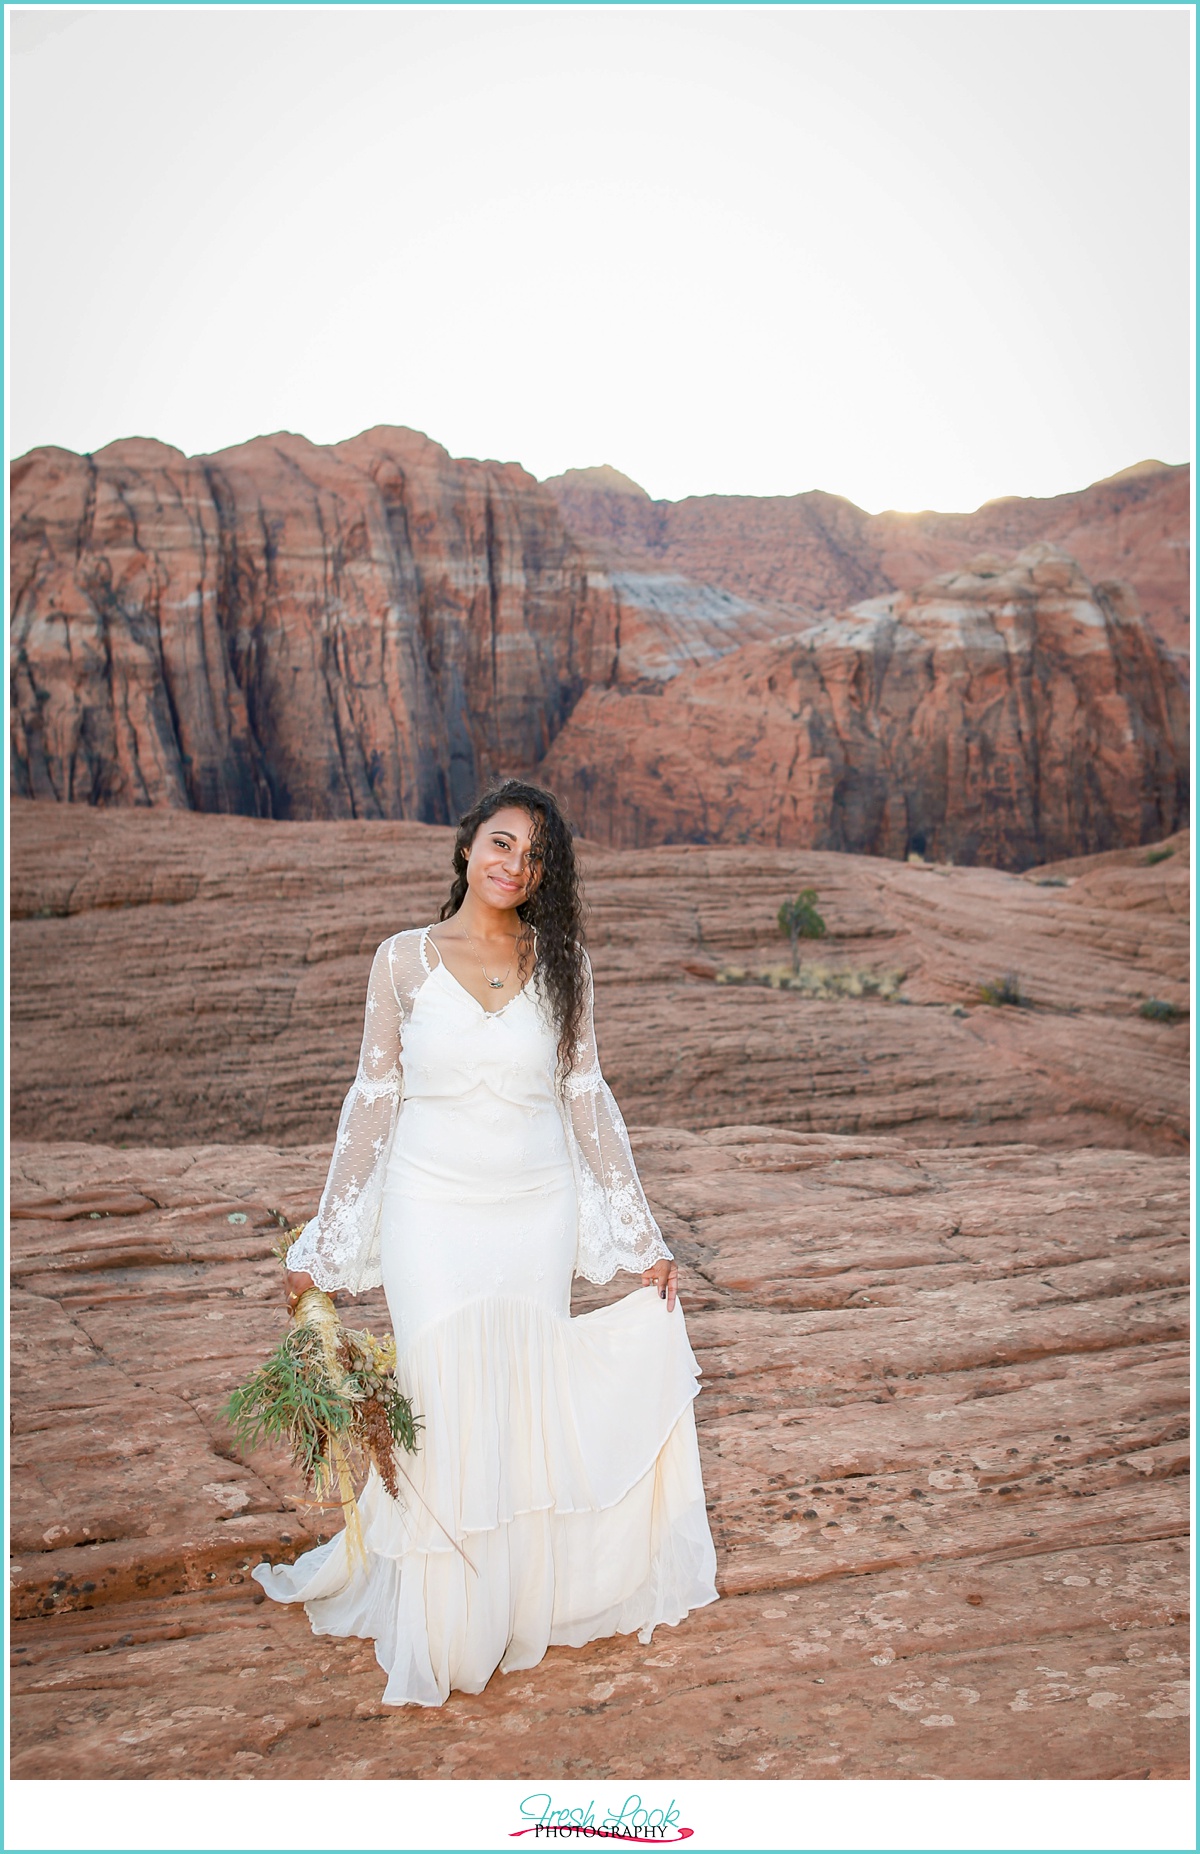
[439,779,587,1083]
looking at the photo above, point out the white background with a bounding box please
[7,3,1193,511]
[3,1776,1199,1850]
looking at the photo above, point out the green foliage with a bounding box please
[778,889,826,939]
[383,1391,422,1455]
[778,889,827,971]
[223,1324,352,1494]
[222,1319,421,1494]
[1144,846,1175,867]
[977,973,1023,1007]
[1139,997,1183,1023]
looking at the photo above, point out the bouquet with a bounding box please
[223,1229,422,1563]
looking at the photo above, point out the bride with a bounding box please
[252,779,719,1706]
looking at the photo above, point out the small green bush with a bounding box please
[978,973,1023,1007]
[1139,997,1183,1023]
[1144,846,1176,867]
[778,889,827,973]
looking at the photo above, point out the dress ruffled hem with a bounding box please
[251,1288,719,1706]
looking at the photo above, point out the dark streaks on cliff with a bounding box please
[9,429,616,824]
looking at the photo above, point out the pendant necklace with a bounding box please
[464,927,515,990]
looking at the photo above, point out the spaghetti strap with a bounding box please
[419,925,441,975]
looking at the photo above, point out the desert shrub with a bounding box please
[778,889,827,972]
[977,973,1023,1007]
[1144,847,1176,867]
[717,962,905,1001]
[1139,997,1183,1023]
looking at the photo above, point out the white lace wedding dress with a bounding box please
[251,927,718,1706]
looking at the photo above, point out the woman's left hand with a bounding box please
[643,1259,678,1311]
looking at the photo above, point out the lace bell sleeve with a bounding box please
[285,937,404,1294]
[562,949,672,1285]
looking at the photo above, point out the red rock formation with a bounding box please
[13,428,1187,860]
[543,459,1191,655]
[544,467,875,619]
[10,429,613,819]
[873,464,1192,660]
[540,544,1189,868]
[10,429,797,821]
[595,566,806,683]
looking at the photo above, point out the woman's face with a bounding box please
[466,807,541,911]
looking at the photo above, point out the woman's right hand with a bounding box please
[642,1258,679,1312]
[285,1268,317,1313]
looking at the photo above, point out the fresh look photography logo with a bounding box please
[512,1793,693,1843]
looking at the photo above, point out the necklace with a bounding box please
[464,927,517,990]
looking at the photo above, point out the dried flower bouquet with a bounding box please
[223,1232,422,1559]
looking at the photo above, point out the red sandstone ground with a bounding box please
[7,806,1190,1779]
[9,1131,1189,1780]
[10,803,1189,1155]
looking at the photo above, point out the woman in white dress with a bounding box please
[252,779,719,1707]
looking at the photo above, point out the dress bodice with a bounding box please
[400,930,558,1112]
[390,933,568,1204]
[285,925,672,1294]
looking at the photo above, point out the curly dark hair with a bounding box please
[439,779,587,1082]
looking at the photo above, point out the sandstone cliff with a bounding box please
[9,428,799,820]
[543,460,1191,656]
[12,430,1187,859]
[540,544,1189,868]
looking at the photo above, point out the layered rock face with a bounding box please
[545,470,880,620]
[10,429,798,821]
[540,545,1189,868]
[872,463,1192,660]
[12,429,1188,860]
[543,459,1192,656]
[12,428,581,818]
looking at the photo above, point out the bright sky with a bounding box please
[6,4,1193,513]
